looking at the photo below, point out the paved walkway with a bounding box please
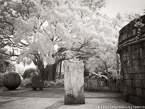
[0,87,136,109]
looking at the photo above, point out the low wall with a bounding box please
[118,15,145,106]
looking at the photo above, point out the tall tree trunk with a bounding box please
[45,63,59,81]
[63,59,85,105]
[45,64,53,81]
[33,60,45,81]
[58,62,62,79]
[103,61,110,78]
[32,52,45,81]
[52,63,57,81]
[39,64,45,81]
[104,61,108,73]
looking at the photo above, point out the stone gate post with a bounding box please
[63,59,85,105]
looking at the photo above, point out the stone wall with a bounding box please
[118,15,145,106]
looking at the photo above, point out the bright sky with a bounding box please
[101,0,145,17]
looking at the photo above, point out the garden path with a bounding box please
[0,87,136,109]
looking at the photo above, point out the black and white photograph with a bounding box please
[0,0,145,109]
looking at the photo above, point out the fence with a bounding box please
[84,77,123,92]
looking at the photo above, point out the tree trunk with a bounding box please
[45,64,53,81]
[63,59,85,105]
[103,61,110,78]
[58,62,62,79]
[39,64,45,81]
[52,63,57,81]
[32,52,45,81]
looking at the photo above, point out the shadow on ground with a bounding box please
[0,87,122,98]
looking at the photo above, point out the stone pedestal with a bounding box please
[63,59,85,105]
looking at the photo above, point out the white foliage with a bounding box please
[8,0,126,75]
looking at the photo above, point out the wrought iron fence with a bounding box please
[84,77,123,92]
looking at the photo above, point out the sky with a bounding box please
[101,0,145,17]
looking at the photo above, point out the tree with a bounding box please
[0,0,108,81]
[0,0,108,104]
[83,12,128,78]
[0,1,20,73]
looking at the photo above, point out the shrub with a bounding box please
[3,72,21,90]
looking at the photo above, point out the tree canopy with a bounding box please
[0,0,130,79]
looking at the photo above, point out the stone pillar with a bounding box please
[63,59,85,105]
